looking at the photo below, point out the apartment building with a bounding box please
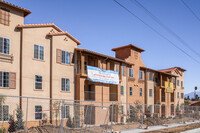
[0,0,186,128]
[0,0,80,128]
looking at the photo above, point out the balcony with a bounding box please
[84,91,95,101]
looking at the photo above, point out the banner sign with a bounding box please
[87,66,119,85]
[165,81,174,93]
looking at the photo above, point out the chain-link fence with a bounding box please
[0,95,199,133]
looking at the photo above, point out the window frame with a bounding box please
[149,89,153,97]
[0,37,10,54]
[61,50,70,64]
[35,105,42,120]
[62,105,70,119]
[129,87,133,96]
[0,105,9,122]
[34,44,44,60]
[121,105,124,114]
[149,72,153,81]
[139,71,143,79]
[35,75,43,90]
[177,80,179,86]
[122,66,124,76]
[140,88,142,96]
[181,93,184,99]
[61,78,70,92]
[129,68,133,78]
[0,71,9,88]
[181,81,183,87]
[177,92,179,98]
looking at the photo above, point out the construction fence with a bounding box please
[0,95,199,133]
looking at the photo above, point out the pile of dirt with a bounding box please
[144,118,164,126]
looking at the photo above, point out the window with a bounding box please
[129,87,133,96]
[149,89,153,97]
[181,81,183,87]
[177,80,179,86]
[0,8,10,26]
[0,105,9,121]
[139,71,143,79]
[121,105,124,114]
[181,93,184,99]
[0,37,10,54]
[173,78,176,86]
[171,93,174,102]
[129,68,133,77]
[140,88,142,96]
[61,78,70,91]
[177,92,179,98]
[149,72,153,81]
[34,45,44,60]
[122,66,124,76]
[62,105,70,118]
[35,75,42,90]
[35,106,42,120]
[62,50,70,64]
[0,71,9,88]
[148,105,152,113]
[121,85,124,95]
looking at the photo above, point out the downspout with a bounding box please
[19,28,23,109]
[49,36,53,124]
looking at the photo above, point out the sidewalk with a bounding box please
[121,120,200,133]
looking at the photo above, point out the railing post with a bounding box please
[25,97,29,133]
[60,100,64,133]
[111,102,114,133]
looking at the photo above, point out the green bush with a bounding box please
[0,127,6,133]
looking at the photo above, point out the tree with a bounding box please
[8,115,15,132]
[15,105,24,131]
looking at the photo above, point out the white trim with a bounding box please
[0,104,9,122]
[35,75,43,90]
[34,44,44,61]
[34,105,42,120]
[0,71,9,88]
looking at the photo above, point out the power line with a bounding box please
[131,0,200,58]
[113,0,200,64]
[181,0,200,23]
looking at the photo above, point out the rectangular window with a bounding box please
[149,89,153,97]
[121,105,124,114]
[61,78,70,91]
[177,92,179,98]
[0,105,9,121]
[62,105,70,118]
[181,93,184,99]
[177,80,179,86]
[35,105,42,120]
[62,50,70,64]
[0,71,9,88]
[140,88,142,96]
[122,66,124,76]
[0,37,10,54]
[121,85,124,95]
[129,87,133,96]
[181,81,183,87]
[139,71,143,79]
[149,72,153,81]
[0,9,10,26]
[149,105,152,113]
[35,75,42,90]
[34,45,44,60]
[129,68,133,77]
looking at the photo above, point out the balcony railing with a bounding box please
[84,91,95,101]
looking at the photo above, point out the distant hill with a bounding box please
[185,91,200,99]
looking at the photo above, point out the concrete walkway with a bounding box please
[121,120,200,133]
[181,128,200,133]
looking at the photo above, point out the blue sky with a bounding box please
[6,0,200,94]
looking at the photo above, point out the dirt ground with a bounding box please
[146,122,200,133]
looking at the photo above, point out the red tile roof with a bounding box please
[47,32,81,45]
[140,66,178,77]
[112,44,145,52]
[159,67,186,72]
[0,0,31,17]
[16,23,63,32]
[75,48,134,65]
